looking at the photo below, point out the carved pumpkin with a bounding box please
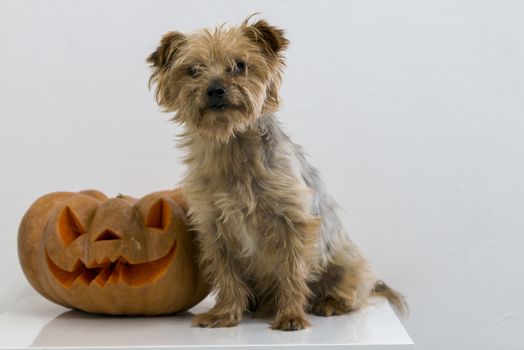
[18,189,209,315]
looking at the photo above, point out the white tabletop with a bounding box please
[0,288,413,350]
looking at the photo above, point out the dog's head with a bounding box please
[148,17,288,143]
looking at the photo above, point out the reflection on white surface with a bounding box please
[0,288,413,349]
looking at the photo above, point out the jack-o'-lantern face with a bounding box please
[45,194,177,288]
[18,189,209,315]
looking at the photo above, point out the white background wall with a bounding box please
[1,1,523,349]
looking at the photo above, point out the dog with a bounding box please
[147,16,406,331]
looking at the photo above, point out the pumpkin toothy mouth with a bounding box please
[46,241,177,288]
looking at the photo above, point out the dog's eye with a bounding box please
[187,67,200,79]
[234,61,246,74]
[225,61,246,77]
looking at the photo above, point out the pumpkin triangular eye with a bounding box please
[95,229,122,241]
[146,199,171,231]
[58,206,86,246]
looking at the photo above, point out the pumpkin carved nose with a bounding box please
[95,229,122,242]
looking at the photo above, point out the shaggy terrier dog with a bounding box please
[148,16,406,331]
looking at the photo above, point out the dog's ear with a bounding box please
[147,31,187,69]
[244,19,289,58]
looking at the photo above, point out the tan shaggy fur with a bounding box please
[148,16,407,331]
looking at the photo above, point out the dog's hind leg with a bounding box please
[308,247,375,316]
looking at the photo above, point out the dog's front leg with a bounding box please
[192,232,249,328]
[270,219,319,331]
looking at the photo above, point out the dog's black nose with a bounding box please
[207,84,226,103]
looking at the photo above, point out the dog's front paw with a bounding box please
[192,311,240,328]
[271,314,310,331]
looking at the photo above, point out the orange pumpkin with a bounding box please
[18,189,209,315]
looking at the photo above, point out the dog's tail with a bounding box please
[371,280,409,317]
